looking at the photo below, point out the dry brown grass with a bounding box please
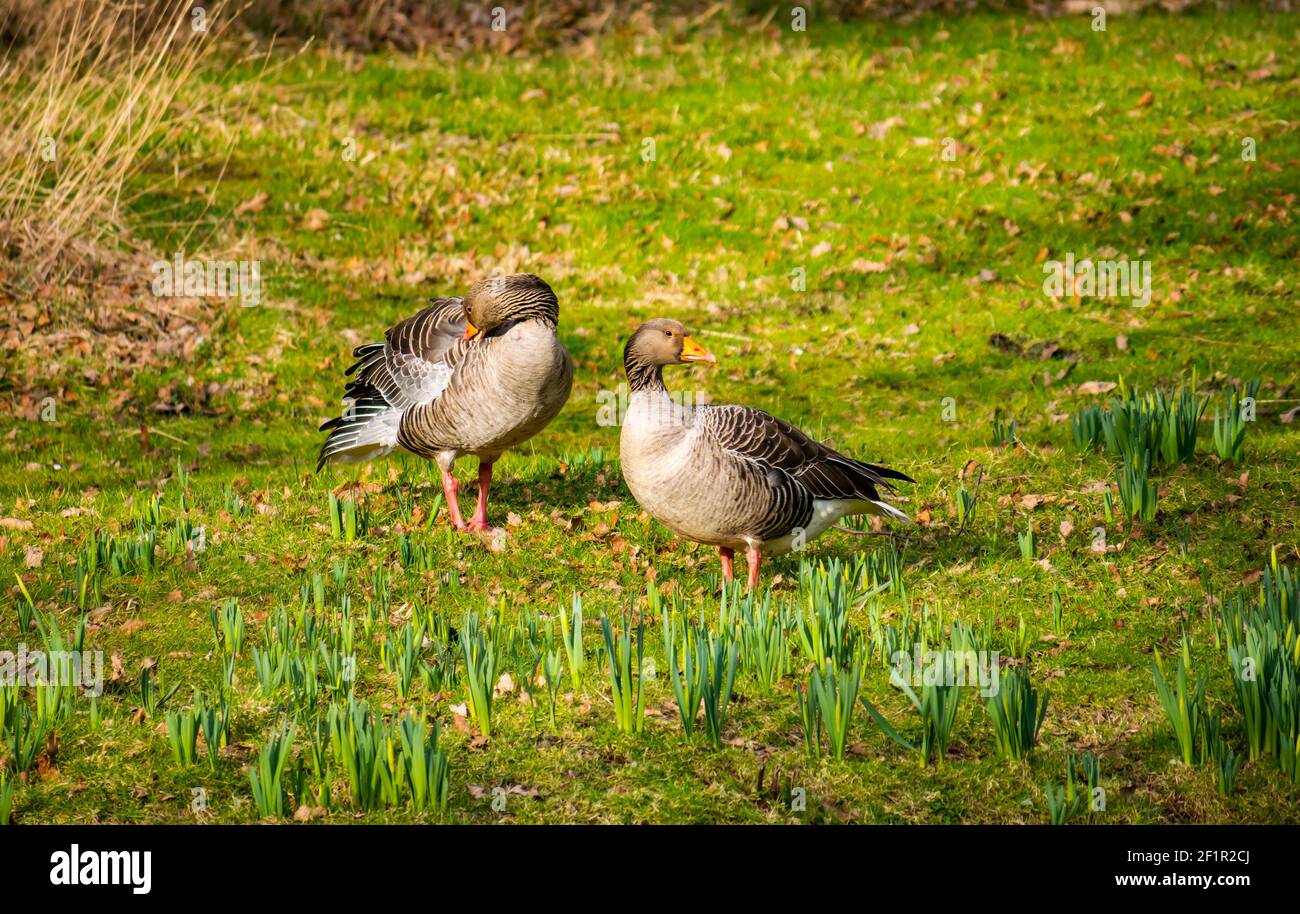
[0,0,229,288]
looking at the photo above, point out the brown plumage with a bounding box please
[318,274,573,531]
[619,318,912,587]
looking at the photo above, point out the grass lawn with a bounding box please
[3,8,1298,824]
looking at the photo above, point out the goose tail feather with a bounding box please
[866,499,912,524]
[316,388,402,471]
[863,462,915,486]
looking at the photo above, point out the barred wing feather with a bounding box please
[699,404,914,504]
[318,298,467,469]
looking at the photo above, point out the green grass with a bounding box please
[3,9,1299,823]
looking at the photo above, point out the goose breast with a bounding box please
[621,396,811,549]
[401,320,572,459]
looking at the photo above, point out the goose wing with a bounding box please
[344,298,469,411]
[698,404,913,503]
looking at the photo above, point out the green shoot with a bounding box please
[165,696,202,767]
[663,612,704,737]
[248,720,296,819]
[1017,522,1037,560]
[1152,646,1207,766]
[985,666,1048,761]
[600,612,646,735]
[558,592,585,691]
[1116,449,1158,523]
[397,711,451,814]
[461,613,497,738]
[699,627,739,749]
[808,661,862,761]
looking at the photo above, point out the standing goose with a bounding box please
[619,319,912,588]
[318,274,573,531]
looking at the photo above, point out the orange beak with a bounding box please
[680,336,716,363]
[464,319,479,341]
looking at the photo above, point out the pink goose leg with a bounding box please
[439,467,467,530]
[745,547,762,591]
[467,459,495,532]
[719,546,735,581]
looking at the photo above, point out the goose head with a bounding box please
[624,318,715,391]
[463,273,559,339]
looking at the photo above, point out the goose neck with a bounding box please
[625,361,667,394]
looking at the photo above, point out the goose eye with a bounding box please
[663,329,673,337]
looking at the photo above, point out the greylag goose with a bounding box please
[619,319,912,587]
[318,274,573,531]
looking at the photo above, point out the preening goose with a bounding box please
[318,274,573,531]
[619,319,913,587]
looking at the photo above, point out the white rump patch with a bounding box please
[762,497,910,555]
